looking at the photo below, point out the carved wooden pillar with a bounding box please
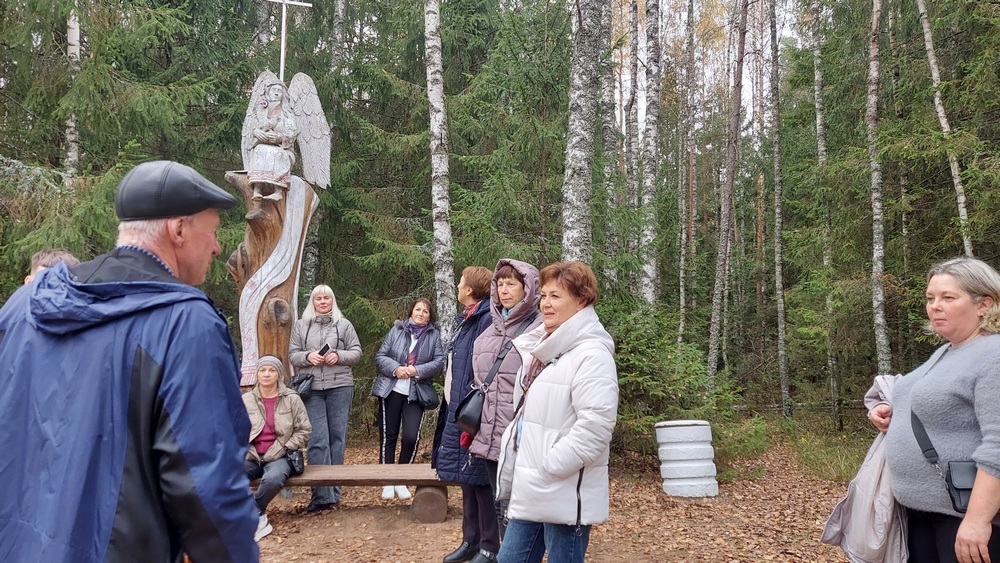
[226,171,319,385]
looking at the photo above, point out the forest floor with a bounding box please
[258,442,849,562]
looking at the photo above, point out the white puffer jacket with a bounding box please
[497,305,618,526]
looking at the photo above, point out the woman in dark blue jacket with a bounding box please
[438,266,496,563]
[372,297,446,500]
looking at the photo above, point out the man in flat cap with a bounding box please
[0,161,259,562]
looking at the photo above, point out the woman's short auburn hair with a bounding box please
[539,261,599,306]
[461,266,492,300]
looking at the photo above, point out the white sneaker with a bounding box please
[381,485,395,500]
[254,513,273,542]
[394,485,411,500]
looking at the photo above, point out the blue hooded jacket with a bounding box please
[0,249,258,563]
[436,298,492,485]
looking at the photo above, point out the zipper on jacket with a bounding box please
[575,467,584,535]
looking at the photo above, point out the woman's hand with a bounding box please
[393,365,417,379]
[868,403,892,432]
[307,351,324,366]
[323,352,339,366]
[956,517,993,563]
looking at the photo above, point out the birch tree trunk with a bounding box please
[770,0,790,419]
[63,9,81,176]
[600,0,620,284]
[626,0,640,224]
[638,0,661,303]
[561,0,602,263]
[812,0,839,429]
[867,0,892,375]
[915,0,972,256]
[708,0,750,381]
[331,0,347,69]
[678,0,697,342]
[424,0,456,338]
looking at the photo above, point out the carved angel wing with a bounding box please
[287,73,331,189]
[241,70,281,169]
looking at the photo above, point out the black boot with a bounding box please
[468,549,497,563]
[443,542,480,563]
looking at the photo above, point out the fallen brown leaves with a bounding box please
[258,444,848,562]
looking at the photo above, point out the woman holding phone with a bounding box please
[289,285,363,512]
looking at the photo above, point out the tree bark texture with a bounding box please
[639,0,661,304]
[770,0,790,419]
[708,0,750,381]
[677,0,696,342]
[812,0,839,428]
[600,0,620,284]
[226,172,320,385]
[866,0,892,375]
[424,0,456,338]
[561,0,602,263]
[915,0,972,257]
[63,9,80,175]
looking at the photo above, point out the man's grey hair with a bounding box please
[117,217,192,248]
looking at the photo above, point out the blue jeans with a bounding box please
[244,457,292,513]
[497,519,591,563]
[305,386,354,504]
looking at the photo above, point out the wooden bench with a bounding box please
[263,464,456,523]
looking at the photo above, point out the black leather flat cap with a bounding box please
[115,160,237,220]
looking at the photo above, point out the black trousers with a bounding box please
[462,483,500,553]
[377,392,424,464]
[908,508,1000,563]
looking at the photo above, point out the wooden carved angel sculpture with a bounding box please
[227,70,331,385]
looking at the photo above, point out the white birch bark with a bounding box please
[707,0,750,381]
[64,9,81,176]
[770,0,789,419]
[600,0,620,283]
[626,0,641,230]
[424,0,456,338]
[332,0,347,69]
[915,0,972,256]
[678,0,695,340]
[638,0,661,303]
[561,0,603,263]
[812,0,838,426]
[867,0,892,375]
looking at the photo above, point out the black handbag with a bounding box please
[286,449,305,476]
[414,378,440,410]
[454,314,536,435]
[290,372,313,399]
[911,411,977,513]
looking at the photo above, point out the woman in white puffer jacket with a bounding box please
[496,261,618,563]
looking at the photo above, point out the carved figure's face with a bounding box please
[267,84,284,103]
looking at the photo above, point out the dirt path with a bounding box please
[258,444,848,562]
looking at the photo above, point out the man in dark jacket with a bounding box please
[0,161,259,562]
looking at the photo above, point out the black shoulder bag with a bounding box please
[911,411,977,513]
[453,314,536,436]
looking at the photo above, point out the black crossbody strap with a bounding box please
[481,313,537,390]
[911,411,939,464]
[908,344,951,466]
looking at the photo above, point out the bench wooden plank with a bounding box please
[277,464,456,487]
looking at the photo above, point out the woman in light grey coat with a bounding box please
[289,285,362,512]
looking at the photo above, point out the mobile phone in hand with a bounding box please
[319,344,331,355]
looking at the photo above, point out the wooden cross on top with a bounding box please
[263,0,314,82]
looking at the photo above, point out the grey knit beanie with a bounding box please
[256,355,285,379]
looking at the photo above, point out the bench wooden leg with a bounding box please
[411,485,448,523]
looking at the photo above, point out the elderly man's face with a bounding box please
[174,209,222,286]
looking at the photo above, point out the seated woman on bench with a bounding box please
[244,356,312,541]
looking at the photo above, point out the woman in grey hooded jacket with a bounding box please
[289,285,362,512]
